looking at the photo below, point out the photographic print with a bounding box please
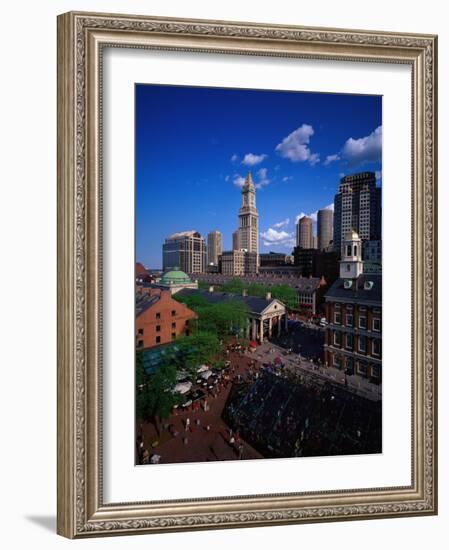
[57,12,437,537]
[135,84,382,466]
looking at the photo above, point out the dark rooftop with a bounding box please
[135,293,160,317]
[325,274,382,304]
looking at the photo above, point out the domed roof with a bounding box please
[345,229,360,241]
[160,267,192,284]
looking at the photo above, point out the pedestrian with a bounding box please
[185,417,190,430]
[142,449,150,464]
[238,444,244,459]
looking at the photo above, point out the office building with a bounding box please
[207,230,222,266]
[162,230,206,274]
[333,172,381,254]
[317,208,334,250]
[296,216,313,248]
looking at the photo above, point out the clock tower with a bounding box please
[238,172,259,262]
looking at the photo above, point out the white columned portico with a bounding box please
[268,317,272,338]
[277,315,282,336]
[259,318,264,344]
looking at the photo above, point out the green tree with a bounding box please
[270,284,298,309]
[175,331,221,375]
[195,300,248,339]
[136,350,179,435]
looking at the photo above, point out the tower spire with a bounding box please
[243,171,255,190]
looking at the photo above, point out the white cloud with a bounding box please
[224,175,230,182]
[255,167,270,189]
[241,153,267,166]
[341,125,382,165]
[272,218,290,228]
[230,153,239,163]
[375,170,382,181]
[295,203,334,225]
[260,228,295,248]
[275,124,320,165]
[232,174,246,188]
[324,153,340,166]
[282,176,292,182]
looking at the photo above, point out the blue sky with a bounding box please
[136,84,382,269]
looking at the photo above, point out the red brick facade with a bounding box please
[324,301,382,382]
[136,289,197,350]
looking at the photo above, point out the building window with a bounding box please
[171,333,176,340]
[358,335,367,353]
[373,318,381,332]
[356,362,368,376]
[346,264,351,271]
[346,313,353,327]
[156,325,161,332]
[347,245,351,256]
[333,354,341,369]
[171,322,176,329]
[359,316,367,329]
[334,331,341,346]
[156,336,161,344]
[156,312,161,320]
[137,340,143,348]
[372,365,380,378]
[137,328,144,335]
[171,310,176,317]
[346,333,353,350]
[373,339,381,357]
[334,311,341,324]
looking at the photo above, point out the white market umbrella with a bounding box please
[173,381,192,394]
[197,365,209,373]
[200,370,213,380]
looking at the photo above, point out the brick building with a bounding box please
[323,231,382,382]
[135,288,197,350]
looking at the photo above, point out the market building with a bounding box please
[136,288,197,350]
[191,272,327,315]
[323,230,382,382]
[176,287,288,344]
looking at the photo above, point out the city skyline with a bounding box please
[136,84,382,268]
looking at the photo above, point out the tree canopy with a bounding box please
[136,350,180,422]
[218,279,298,309]
[175,293,249,339]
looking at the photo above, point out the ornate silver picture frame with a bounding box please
[57,11,437,538]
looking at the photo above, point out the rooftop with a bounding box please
[136,293,160,317]
[325,274,382,304]
[176,288,285,315]
[167,230,201,240]
[160,267,192,285]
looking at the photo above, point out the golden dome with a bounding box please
[345,229,360,241]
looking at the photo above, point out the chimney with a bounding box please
[209,286,214,293]
[266,292,272,300]
[242,289,248,297]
